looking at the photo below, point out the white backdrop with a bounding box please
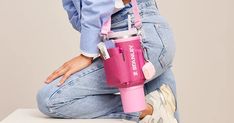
[0,0,233,123]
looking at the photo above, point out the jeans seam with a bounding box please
[46,94,89,118]
[105,113,140,122]
[154,24,168,69]
[46,99,74,118]
[77,66,103,78]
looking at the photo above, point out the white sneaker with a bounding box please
[140,84,178,123]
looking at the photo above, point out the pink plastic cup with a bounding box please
[119,85,146,113]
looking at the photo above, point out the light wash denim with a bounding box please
[36,0,179,122]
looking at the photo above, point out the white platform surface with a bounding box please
[1,109,135,123]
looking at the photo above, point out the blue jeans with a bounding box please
[36,0,179,122]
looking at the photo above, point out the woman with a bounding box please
[36,0,180,123]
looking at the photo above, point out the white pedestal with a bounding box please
[1,109,135,123]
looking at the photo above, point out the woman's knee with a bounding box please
[36,85,53,117]
[36,79,67,118]
[36,85,73,118]
[36,82,92,118]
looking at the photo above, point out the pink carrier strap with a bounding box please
[101,0,142,35]
[131,0,142,28]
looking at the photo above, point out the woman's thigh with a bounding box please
[36,58,121,118]
[37,57,140,121]
[39,58,118,97]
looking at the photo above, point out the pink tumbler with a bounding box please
[102,35,146,113]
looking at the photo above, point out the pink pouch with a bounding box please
[102,36,146,88]
[103,47,129,87]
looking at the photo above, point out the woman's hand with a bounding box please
[45,54,93,86]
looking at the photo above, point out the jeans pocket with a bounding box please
[154,23,176,69]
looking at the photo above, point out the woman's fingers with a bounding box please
[44,54,93,86]
[57,70,73,86]
[45,66,68,83]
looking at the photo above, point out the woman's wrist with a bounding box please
[80,53,93,60]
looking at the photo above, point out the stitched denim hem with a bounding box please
[99,112,141,122]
